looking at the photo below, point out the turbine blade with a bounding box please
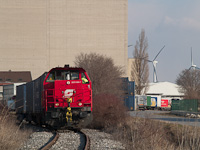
[195,67,200,70]
[128,45,133,47]
[153,45,165,61]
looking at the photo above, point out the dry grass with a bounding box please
[110,116,200,150]
[87,91,200,150]
[0,104,31,150]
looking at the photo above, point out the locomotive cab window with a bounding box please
[47,70,80,82]
[46,71,55,82]
[71,71,79,80]
[81,73,89,84]
[64,71,79,80]
[56,70,62,80]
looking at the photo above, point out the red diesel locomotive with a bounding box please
[16,65,92,128]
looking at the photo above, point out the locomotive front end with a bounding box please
[43,66,92,128]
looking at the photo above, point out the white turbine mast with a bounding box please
[148,45,165,83]
[189,47,200,70]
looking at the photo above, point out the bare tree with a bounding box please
[176,69,200,99]
[74,53,128,129]
[74,52,124,97]
[131,29,149,95]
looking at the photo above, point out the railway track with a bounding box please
[79,130,90,150]
[19,125,124,150]
[40,129,90,150]
[40,131,59,150]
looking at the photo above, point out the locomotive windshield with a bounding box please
[46,70,80,82]
[81,72,89,84]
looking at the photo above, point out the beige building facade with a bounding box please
[0,0,128,79]
[128,58,134,81]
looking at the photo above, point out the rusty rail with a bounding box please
[80,130,90,150]
[40,131,59,150]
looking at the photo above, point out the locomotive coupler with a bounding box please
[66,98,72,123]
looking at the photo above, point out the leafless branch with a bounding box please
[176,69,200,99]
[131,29,149,95]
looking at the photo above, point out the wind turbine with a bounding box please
[148,45,165,83]
[189,47,200,70]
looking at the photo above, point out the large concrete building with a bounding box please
[128,58,134,81]
[0,0,128,79]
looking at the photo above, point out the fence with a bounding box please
[171,99,199,112]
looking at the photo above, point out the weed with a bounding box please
[0,105,31,150]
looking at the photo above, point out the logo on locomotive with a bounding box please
[64,89,74,98]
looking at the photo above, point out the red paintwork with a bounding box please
[42,67,92,112]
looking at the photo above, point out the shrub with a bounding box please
[75,53,128,130]
[91,94,128,130]
[74,52,124,97]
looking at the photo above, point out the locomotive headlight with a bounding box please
[55,103,59,106]
[78,102,82,106]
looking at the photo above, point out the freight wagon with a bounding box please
[16,65,92,128]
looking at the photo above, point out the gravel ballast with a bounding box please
[19,128,125,150]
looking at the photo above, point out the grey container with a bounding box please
[33,73,47,113]
[3,84,14,101]
[25,73,47,113]
[16,84,26,113]
[3,83,26,101]
[26,81,34,113]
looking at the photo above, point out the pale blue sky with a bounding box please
[128,0,200,83]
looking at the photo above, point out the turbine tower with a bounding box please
[189,47,200,70]
[148,45,165,83]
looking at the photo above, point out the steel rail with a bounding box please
[80,130,90,150]
[40,131,59,150]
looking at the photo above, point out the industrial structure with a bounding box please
[0,0,128,79]
[128,58,133,81]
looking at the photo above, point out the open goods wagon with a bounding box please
[16,65,92,128]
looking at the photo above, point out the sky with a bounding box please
[128,0,200,83]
